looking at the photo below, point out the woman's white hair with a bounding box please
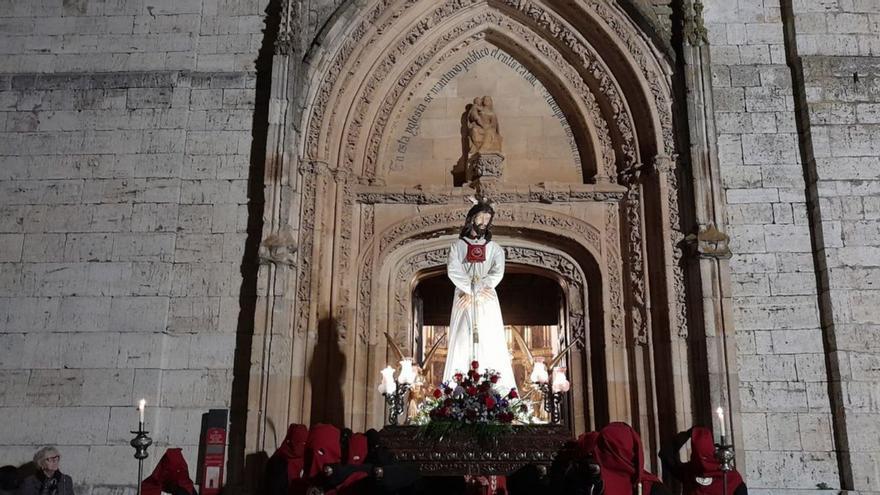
[33,446,59,468]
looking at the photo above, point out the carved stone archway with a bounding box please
[245,0,727,479]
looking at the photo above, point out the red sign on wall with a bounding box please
[200,427,226,495]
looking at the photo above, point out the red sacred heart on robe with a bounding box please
[466,244,486,262]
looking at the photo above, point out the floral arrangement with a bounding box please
[413,360,531,443]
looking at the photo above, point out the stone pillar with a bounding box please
[680,0,744,466]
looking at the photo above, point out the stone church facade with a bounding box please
[0,0,878,494]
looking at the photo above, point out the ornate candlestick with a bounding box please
[130,429,153,495]
[531,365,569,425]
[714,408,735,495]
[379,362,415,425]
[714,436,735,495]
[131,400,152,495]
[383,382,411,425]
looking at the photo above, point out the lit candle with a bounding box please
[716,406,726,439]
[397,358,416,385]
[530,358,549,384]
[138,399,146,426]
[380,366,397,395]
[551,367,570,393]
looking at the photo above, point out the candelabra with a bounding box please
[533,381,564,424]
[714,436,735,495]
[130,426,153,495]
[382,382,411,425]
[379,359,417,425]
[530,363,569,425]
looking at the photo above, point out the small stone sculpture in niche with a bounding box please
[467,96,502,154]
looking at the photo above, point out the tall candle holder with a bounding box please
[130,425,153,495]
[714,435,735,495]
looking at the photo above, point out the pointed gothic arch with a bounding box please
[248,0,703,475]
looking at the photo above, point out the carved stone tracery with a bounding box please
[389,243,592,352]
[377,207,603,255]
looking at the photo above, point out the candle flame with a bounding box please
[139,399,146,410]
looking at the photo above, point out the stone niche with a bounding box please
[382,41,585,186]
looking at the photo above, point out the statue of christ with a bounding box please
[442,199,517,393]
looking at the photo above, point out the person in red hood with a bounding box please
[141,448,196,495]
[304,424,343,480]
[266,424,309,495]
[659,427,746,495]
[303,425,373,495]
[595,422,671,495]
[576,431,600,459]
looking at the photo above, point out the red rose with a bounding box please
[485,397,496,409]
[433,388,442,399]
[454,372,463,383]
[480,382,491,391]
[468,370,480,381]
[466,386,477,396]
[508,389,518,399]
[471,360,480,370]
[490,374,499,384]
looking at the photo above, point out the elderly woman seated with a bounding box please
[21,446,75,495]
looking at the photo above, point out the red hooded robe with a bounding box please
[141,448,196,495]
[680,427,744,495]
[595,423,662,495]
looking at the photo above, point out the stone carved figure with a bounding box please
[467,96,503,154]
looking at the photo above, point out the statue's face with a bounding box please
[471,211,492,237]
[474,212,492,228]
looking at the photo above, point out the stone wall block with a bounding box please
[79,368,135,406]
[62,332,120,369]
[109,296,169,333]
[795,354,829,382]
[116,332,165,368]
[767,412,803,450]
[740,381,809,412]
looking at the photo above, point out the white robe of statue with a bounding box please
[442,238,518,394]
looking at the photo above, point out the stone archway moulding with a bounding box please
[245,0,710,473]
[301,0,676,178]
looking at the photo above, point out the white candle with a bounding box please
[530,359,549,384]
[716,406,726,438]
[397,358,416,385]
[138,399,146,425]
[380,366,397,395]
[551,367,570,393]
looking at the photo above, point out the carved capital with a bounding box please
[275,0,297,55]
[685,0,709,47]
[259,225,297,267]
[469,152,505,179]
[618,162,645,187]
[685,224,731,259]
[653,154,678,175]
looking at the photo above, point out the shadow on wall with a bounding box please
[228,0,280,491]
[452,104,472,186]
[309,318,348,428]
